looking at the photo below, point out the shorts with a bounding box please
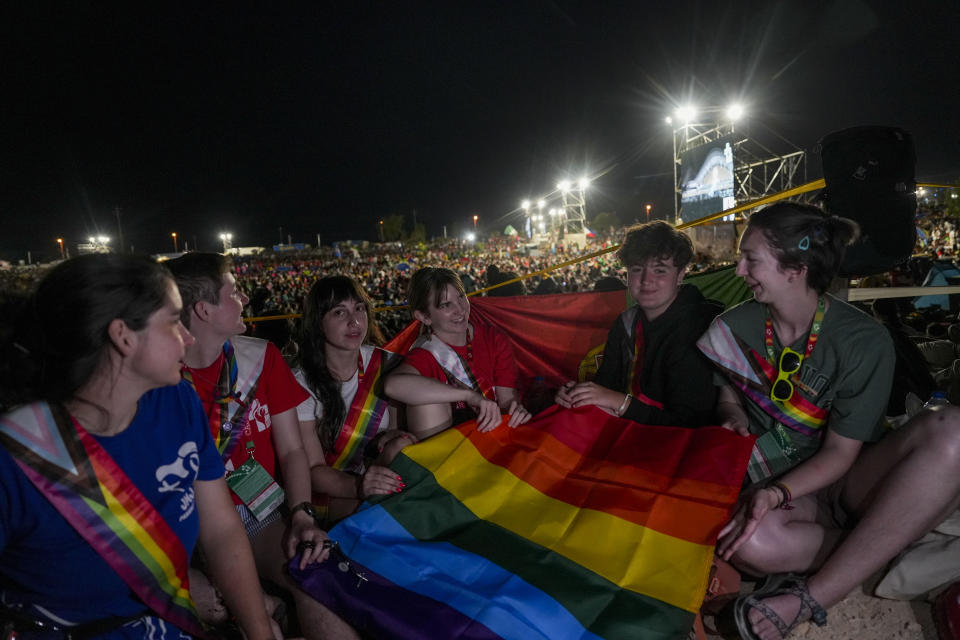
[236,502,283,539]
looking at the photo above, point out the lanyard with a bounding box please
[764,296,826,365]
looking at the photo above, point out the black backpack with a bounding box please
[818,126,917,276]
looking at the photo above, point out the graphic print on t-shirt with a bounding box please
[155,441,201,521]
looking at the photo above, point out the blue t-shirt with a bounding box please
[0,381,224,637]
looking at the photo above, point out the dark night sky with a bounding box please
[1,1,957,261]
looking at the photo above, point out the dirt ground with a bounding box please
[702,582,937,639]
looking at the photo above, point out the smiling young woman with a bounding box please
[384,267,531,440]
[698,201,960,640]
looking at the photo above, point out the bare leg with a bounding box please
[251,519,360,640]
[731,495,845,576]
[746,407,960,639]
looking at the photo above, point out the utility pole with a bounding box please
[114,206,125,253]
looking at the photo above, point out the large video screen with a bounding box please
[679,134,736,223]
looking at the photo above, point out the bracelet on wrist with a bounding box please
[769,480,794,511]
[616,393,632,416]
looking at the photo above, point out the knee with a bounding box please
[729,520,785,577]
[910,405,960,467]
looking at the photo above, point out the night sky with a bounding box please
[2,1,957,261]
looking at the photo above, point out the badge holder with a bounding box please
[226,441,285,521]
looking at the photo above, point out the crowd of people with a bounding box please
[2,205,960,639]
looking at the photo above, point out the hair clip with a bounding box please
[797,236,811,251]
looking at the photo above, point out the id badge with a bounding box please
[226,454,285,521]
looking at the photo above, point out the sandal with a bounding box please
[733,576,827,639]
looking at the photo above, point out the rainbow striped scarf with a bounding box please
[183,336,267,464]
[326,347,390,472]
[0,402,206,637]
[410,326,494,400]
[290,405,752,639]
[697,317,829,437]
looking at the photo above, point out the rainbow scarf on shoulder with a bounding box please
[0,402,206,637]
[326,347,391,472]
[411,326,494,401]
[696,317,829,437]
[183,336,267,465]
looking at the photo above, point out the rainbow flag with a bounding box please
[290,405,753,639]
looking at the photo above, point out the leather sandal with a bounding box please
[733,575,827,639]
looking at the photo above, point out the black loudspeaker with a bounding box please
[818,126,917,277]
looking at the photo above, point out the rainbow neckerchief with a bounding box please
[326,347,390,473]
[411,326,494,401]
[0,402,206,637]
[697,317,829,438]
[624,307,665,411]
[183,338,266,463]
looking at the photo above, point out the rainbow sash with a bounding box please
[411,326,494,401]
[0,402,206,637]
[326,348,391,472]
[697,317,829,437]
[184,336,267,465]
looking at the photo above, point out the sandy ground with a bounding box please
[701,582,937,639]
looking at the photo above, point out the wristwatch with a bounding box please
[288,501,317,522]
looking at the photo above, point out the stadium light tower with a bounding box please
[556,176,589,234]
[219,232,233,253]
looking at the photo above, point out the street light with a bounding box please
[171,232,178,253]
[379,219,384,242]
[473,215,478,229]
[56,238,64,259]
[645,204,652,222]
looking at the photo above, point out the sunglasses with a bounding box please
[770,347,803,403]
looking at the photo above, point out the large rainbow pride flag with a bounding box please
[290,405,753,639]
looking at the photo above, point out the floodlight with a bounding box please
[557,180,571,192]
[521,199,531,210]
[578,177,590,190]
[726,103,745,121]
[537,199,545,209]
[676,105,697,123]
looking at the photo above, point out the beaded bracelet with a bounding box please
[617,394,632,416]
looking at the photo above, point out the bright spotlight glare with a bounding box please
[521,199,530,210]
[537,199,545,209]
[726,103,745,121]
[578,177,590,190]
[465,232,476,242]
[98,236,110,243]
[665,116,673,125]
[557,180,571,192]
[676,105,697,123]
[88,236,96,243]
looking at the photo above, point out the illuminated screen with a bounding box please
[679,134,736,223]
